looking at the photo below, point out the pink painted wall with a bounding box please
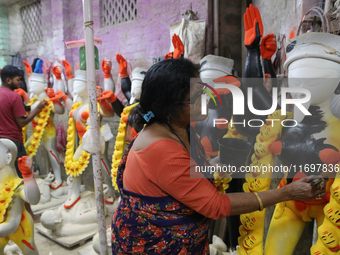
[19,0,208,77]
[67,0,209,75]
[5,0,209,188]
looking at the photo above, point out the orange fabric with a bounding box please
[123,139,231,220]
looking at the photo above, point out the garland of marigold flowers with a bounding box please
[111,103,139,190]
[64,102,91,177]
[0,178,23,223]
[22,97,38,144]
[22,125,28,144]
[24,98,52,157]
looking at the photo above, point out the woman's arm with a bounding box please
[228,175,325,215]
[159,152,325,219]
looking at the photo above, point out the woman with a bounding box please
[111,58,326,254]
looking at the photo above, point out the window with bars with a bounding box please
[20,1,43,44]
[101,0,138,27]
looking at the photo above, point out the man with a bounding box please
[0,65,47,177]
[0,65,47,223]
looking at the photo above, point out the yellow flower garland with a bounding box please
[22,98,38,144]
[111,103,139,191]
[64,102,90,177]
[24,98,52,157]
[0,178,23,223]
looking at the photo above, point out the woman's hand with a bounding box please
[283,175,327,201]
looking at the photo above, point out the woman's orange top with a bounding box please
[123,139,231,220]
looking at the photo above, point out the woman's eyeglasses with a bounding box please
[183,83,207,107]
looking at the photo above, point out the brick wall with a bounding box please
[66,0,209,74]
[7,0,209,72]
[219,0,242,76]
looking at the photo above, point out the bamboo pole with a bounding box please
[82,0,108,254]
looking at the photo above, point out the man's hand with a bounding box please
[261,34,277,60]
[116,54,128,78]
[15,99,48,128]
[244,4,263,49]
[36,99,48,111]
[102,60,112,78]
[62,60,74,80]
[18,156,33,178]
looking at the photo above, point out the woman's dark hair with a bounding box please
[130,58,199,129]
[0,65,21,83]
